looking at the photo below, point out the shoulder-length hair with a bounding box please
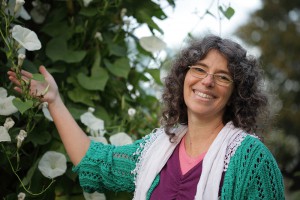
[161,35,268,139]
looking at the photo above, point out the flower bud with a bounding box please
[16,129,27,148]
[17,53,26,67]
[14,0,25,14]
[94,32,103,42]
[4,117,15,130]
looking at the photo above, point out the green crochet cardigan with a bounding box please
[73,134,285,200]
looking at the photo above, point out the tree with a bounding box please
[0,0,174,199]
[236,0,300,194]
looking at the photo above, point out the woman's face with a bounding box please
[183,49,234,121]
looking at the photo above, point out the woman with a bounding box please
[8,35,285,199]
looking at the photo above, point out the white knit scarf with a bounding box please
[132,121,246,200]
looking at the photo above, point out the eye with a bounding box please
[215,74,232,82]
[193,67,206,74]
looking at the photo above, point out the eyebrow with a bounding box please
[194,62,231,75]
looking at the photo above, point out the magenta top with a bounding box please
[150,140,204,199]
[150,138,224,199]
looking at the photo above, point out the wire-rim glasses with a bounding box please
[188,66,233,86]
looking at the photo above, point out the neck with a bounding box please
[185,118,224,157]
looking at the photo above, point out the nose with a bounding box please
[201,74,215,87]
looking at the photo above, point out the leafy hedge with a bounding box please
[0,0,175,199]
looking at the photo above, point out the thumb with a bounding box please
[39,65,51,77]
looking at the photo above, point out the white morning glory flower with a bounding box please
[109,132,133,146]
[17,192,26,200]
[6,0,31,20]
[14,0,25,13]
[89,136,108,144]
[83,191,106,200]
[0,87,18,116]
[0,117,14,142]
[83,0,93,7]
[139,36,166,53]
[128,108,136,117]
[80,107,105,136]
[0,127,11,142]
[38,151,67,179]
[12,25,41,51]
[39,102,53,121]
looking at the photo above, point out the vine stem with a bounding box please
[1,144,56,196]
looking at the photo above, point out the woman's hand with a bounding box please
[9,65,90,165]
[7,65,59,105]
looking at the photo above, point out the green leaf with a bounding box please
[12,98,33,114]
[104,58,131,78]
[32,73,45,82]
[41,22,73,39]
[219,6,235,20]
[22,160,39,186]
[77,52,109,91]
[137,9,163,34]
[146,68,162,85]
[108,44,127,56]
[68,87,99,107]
[77,68,109,91]
[27,131,52,146]
[79,7,98,17]
[46,38,87,63]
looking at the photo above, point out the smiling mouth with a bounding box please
[194,90,214,99]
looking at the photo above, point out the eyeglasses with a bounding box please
[188,66,233,86]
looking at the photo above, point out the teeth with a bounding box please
[194,91,213,99]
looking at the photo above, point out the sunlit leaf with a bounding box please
[108,44,127,57]
[137,10,163,34]
[12,98,33,114]
[46,38,87,63]
[104,58,131,78]
[68,87,98,107]
[77,68,109,91]
[32,74,45,82]
[219,6,235,20]
[146,68,162,85]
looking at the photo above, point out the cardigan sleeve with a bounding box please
[246,140,285,200]
[221,135,285,200]
[72,139,143,193]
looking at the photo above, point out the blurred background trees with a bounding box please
[236,0,300,198]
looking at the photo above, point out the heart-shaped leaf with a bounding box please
[32,73,45,82]
[12,98,33,114]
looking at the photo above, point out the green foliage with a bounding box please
[0,0,176,199]
[235,0,300,194]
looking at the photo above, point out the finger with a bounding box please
[8,75,21,86]
[14,86,22,94]
[8,74,29,86]
[7,70,16,77]
[21,69,33,79]
[39,65,51,78]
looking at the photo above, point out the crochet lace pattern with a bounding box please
[73,134,285,199]
[221,136,285,200]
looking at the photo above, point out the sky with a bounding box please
[135,0,262,51]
